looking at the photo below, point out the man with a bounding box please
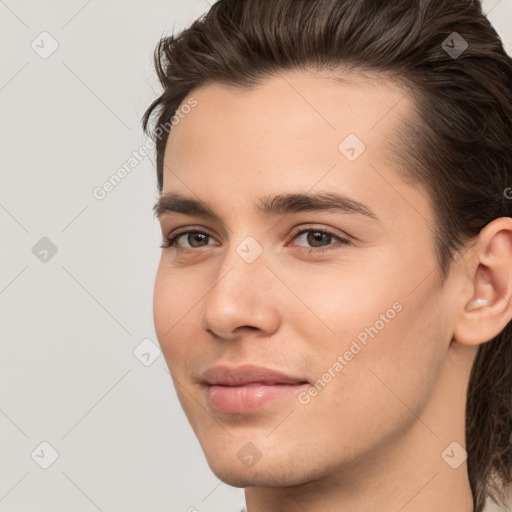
[144,1,512,510]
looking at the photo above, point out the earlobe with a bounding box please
[453,218,512,346]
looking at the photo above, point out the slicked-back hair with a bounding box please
[143,1,512,510]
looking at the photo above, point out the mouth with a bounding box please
[205,382,309,414]
[200,364,309,414]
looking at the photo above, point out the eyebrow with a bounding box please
[154,191,379,223]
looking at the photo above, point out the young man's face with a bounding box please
[153,71,467,490]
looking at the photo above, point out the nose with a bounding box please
[201,240,281,341]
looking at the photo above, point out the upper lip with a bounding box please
[201,364,309,386]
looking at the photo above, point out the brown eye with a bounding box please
[160,230,217,250]
[289,228,350,254]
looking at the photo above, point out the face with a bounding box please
[153,70,459,488]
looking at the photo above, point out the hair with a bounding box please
[142,0,512,509]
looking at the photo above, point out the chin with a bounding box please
[208,467,261,488]
[203,449,320,489]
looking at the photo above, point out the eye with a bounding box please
[160,226,350,253]
[160,230,217,250]
[287,227,350,254]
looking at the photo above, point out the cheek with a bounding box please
[153,261,197,371]
[289,253,445,402]
[295,271,448,452]
[276,258,401,351]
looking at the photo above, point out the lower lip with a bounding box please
[206,383,309,414]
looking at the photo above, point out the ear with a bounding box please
[453,217,512,346]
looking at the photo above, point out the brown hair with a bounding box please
[142,1,512,509]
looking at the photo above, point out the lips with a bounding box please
[201,364,309,414]
[201,364,309,386]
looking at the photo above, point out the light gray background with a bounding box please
[0,1,511,511]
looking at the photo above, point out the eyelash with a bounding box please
[159,226,350,254]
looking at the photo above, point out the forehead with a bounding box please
[165,69,412,173]
[171,68,412,133]
[161,70,432,231]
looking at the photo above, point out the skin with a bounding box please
[153,69,512,512]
